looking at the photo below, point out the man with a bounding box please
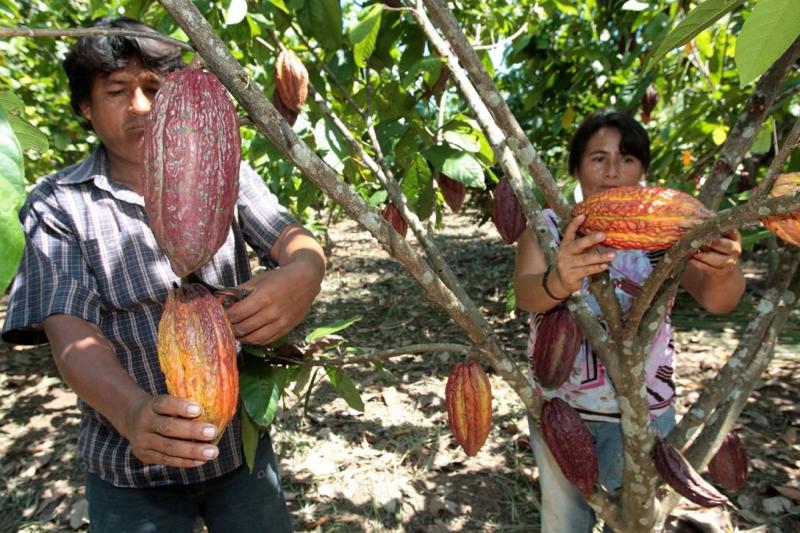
[1,17,325,532]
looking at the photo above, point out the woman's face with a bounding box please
[574,126,645,199]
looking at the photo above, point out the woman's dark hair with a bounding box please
[568,111,651,175]
[63,17,184,122]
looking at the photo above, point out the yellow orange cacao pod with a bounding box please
[761,173,800,247]
[572,186,711,250]
[274,49,309,112]
[157,283,239,443]
[445,361,492,456]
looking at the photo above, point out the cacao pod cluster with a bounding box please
[652,438,729,507]
[707,430,749,491]
[530,306,582,389]
[761,173,800,247]
[492,177,527,244]
[445,360,492,457]
[437,174,466,213]
[573,186,711,250]
[539,398,599,496]
[157,283,239,443]
[381,202,408,238]
[144,66,241,278]
[273,49,309,126]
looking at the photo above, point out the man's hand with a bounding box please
[124,394,220,468]
[550,214,616,297]
[689,230,742,278]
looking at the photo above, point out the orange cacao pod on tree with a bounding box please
[437,174,466,213]
[381,202,408,238]
[144,67,241,278]
[652,438,729,507]
[707,430,749,491]
[157,283,239,443]
[761,173,800,247]
[540,398,598,496]
[492,177,527,244]
[572,186,711,250]
[445,360,492,457]
[530,306,582,389]
[274,49,309,112]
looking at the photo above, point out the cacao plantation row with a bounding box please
[1,0,799,531]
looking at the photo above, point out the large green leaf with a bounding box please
[401,154,435,220]
[424,145,485,189]
[647,0,743,68]
[0,91,24,113]
[304,0,342,51]
[350,3,383,68]
[306,315,362,343]
[240,358,289,427]
[0,109,24,294]
[224,0,247,26]
[240,409,260,472]
[735,0,800,85]
[325,367,364,412]
[0,108,24,196]
[8,115,49,153]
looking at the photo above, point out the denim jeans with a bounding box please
[529,406,676,533]
[86,434,292,533]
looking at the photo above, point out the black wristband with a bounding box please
[542,265,566,301]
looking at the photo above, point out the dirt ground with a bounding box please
[1,210,799,532]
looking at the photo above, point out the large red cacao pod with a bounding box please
[572,186,711,250]
[381,202,408,238]
[540,398,598,496]
[652,438,729,507]
[707,430,749,491]
[437,174,466,213]
[157,283,238,443]
[445,361,492,457]
[761,173,800,247]
[530,306,582,389]
[144,67,241,278]
[492,177,527,244]
[274,49,309,112]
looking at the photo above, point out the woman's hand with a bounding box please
[549,214,617,297]
[688,230,742,278]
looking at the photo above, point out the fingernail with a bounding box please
[187,404,201,416]
[202,426,217,438]
[203,447,218,459]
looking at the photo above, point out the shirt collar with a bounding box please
[55,145,145,207]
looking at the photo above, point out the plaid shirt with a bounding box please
[2,147,294,487]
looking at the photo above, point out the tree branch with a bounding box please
[267,342,474,367]
[0,26,193,50]
[750,113,800,204]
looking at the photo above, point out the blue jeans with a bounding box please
[86,434,292,533]
[529,406,676,533]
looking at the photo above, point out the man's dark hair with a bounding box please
[63,17,184,122]
[568,111,651,175]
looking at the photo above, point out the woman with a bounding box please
[514,111,744,532]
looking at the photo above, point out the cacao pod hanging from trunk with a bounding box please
[640,83,658,124]
[437,174,466,213]
[492,177,527,244]
[652,438,729,507]
[572,186,711,250]
[761,173,800,247]
[540,398,598,496]
[157,283,239,443]
[382,202,408,238]
[530,306,582,389]
[707,430,749,491]
[272,92,299,126]
[445,360,492,457]
[274,49,309,112]
[144,66,241,278]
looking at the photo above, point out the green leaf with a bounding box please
[401,154,435,220]
[0,109,24,294]
[424,145,485,189]
[648,0,743,68]
[712,125,728,145]
[313,118,348,173]
[267,0,290,14]
[224,0,248,25]
[0,108,25,197]
[291,365,313,396]
[306,315,362,343]
[443,129,481,153]
[751,120,774,154]
[350,3,383,68]
[0,91,24,113]
[240,358,289,427]
[8,115,49,153]
[309,0,343,50]
[240,409,260,472]
[325,367,364,411]
[552,0,578,16]
[735,0,800,85]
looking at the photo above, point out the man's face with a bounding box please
[79,56,162,168]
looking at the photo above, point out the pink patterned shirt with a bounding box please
[527,209,676,422]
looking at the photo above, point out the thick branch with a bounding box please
[0,26,193,50]
[267,342,473,367]
[750,113,800,203]
[157,0,541,418]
